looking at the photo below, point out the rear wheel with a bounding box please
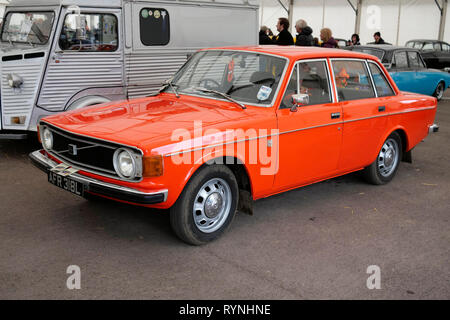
[363,132,402,185]
[433,81,445,101]
[170,165,239,245]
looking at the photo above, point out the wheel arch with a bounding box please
[180,155,255,215]
[66,95,111,111]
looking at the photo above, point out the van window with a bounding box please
[140,8,170,46]
[369,63,395,97]
[1,12,55,45]
[332,60,375,101]
[59,13,118,52]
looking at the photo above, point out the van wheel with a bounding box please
[433,81,445,101]
[363,132,402,185]
[170,165,239,245]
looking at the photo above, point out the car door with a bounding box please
[274,59,343,190]
[437,42,450,69]
[408,50,436,95]
[38,8,124,112]
[330,59,388,171]
[389,50,417,93]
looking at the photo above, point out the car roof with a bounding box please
[406,39,449,44]
[200,45,379,61]
[354,45,419,52]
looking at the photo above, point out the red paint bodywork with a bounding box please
[41,46,438,209]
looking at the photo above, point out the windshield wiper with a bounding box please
[194,87,246,110]
[161,79,180,98]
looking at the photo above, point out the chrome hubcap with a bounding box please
[378,138,399,177]
[204,193,223,218]
[437,84,444,99]
[193,178,232,233]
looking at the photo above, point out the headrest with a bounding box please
[250,71,275,84]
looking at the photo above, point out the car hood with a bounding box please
[42,93,274,155]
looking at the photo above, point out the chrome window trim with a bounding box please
[367,60,396,97]
[167,49,290,108]
[330,58,377,103]
[40,122,144,183]
[278,58,335,110]
[365,60,378,98]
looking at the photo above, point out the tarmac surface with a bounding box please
[0,94,449,300]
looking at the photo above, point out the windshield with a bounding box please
[352,48,385,60]
[1,12,55,45]
[167,50,287,106]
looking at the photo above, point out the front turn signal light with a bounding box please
[143,155,164,177]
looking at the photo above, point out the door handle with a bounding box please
[378,106,386,112]
[331,112,341,119]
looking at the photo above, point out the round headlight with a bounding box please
[114,149,136,179]
[42,127,53,150]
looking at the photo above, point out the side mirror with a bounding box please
[290,94,309,112]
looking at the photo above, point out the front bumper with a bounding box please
[429,124,439,134]
[29,150,168,205]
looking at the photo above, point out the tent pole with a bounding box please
[438,0,448,41]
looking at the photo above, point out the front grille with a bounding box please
[42,123,142,181]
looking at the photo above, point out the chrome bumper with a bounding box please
[29,150,168,205]
[429,124,439,134]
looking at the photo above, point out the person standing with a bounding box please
[294,19,313,46]
[274,17,294,46]
[351,33,360,46]
[259,26,273,45]
[373,32,386,44]
[320,28,338,48]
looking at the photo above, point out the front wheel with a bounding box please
[170,165,239,245]
[433,81,445,101]
[363,132,402,185]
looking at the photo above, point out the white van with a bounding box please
[0,0,259,139]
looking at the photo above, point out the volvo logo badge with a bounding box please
[68,144,78,156]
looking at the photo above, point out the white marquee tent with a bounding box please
[260,0,450,45]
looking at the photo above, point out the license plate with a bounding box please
[48,168,84,197]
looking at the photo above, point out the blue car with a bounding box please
[348,45,450,100]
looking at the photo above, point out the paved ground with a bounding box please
[0,96,449,300]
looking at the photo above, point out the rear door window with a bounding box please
[332,60,375,101]
[369,63,395,97]
[393,51,408,68]
[408,51,422,68]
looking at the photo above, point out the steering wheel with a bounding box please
[199,78,221,90]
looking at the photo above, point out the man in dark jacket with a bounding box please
[373,32,386,44]
[295,19,313,46]
[259,26,273,45]
[274,17,294,46]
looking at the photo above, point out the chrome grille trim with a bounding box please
[40,122,143,183]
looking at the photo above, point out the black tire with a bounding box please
[433,81,445,101]
[170,165,239,245]
[363,132,402,185]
